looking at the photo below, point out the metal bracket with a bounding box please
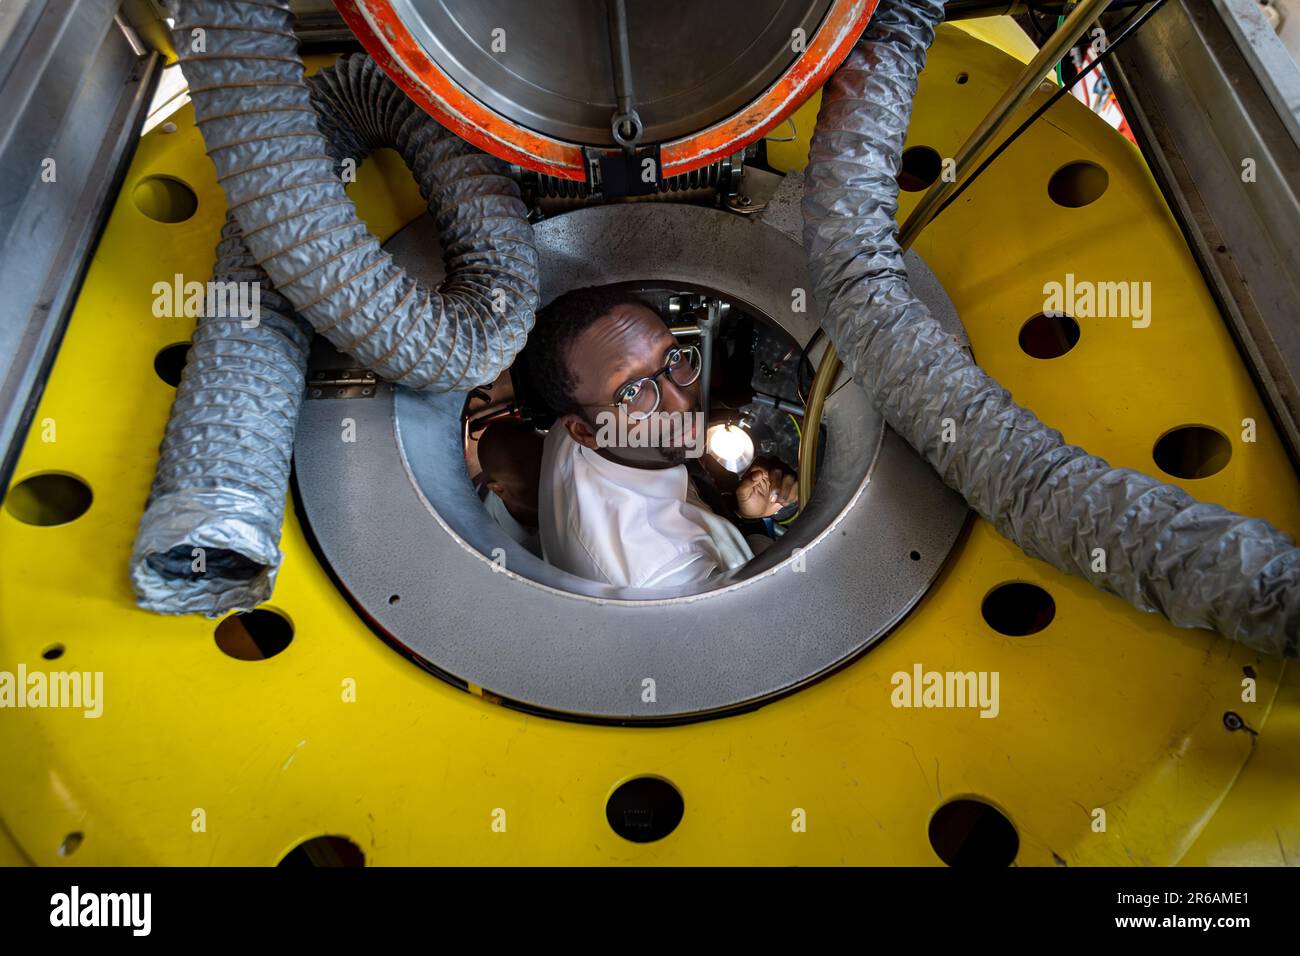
[586,144,663,197]
[606,0,642,153]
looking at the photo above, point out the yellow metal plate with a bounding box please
[1,32,1297,866]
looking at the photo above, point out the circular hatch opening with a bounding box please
[293,203,969,722]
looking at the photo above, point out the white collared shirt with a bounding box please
[538,427,754,588]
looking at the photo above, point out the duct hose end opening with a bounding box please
[145,546,264,583]
[130,490,284,617]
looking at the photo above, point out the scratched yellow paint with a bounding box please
[0,32,1295,866]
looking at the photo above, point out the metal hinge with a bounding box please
[306,368,381,400]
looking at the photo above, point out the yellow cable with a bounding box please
[796,349,841,515]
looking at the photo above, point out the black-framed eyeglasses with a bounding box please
[577,344,702,420]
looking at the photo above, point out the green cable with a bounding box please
[1054,15,1066,84]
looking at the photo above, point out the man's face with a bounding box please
[561,302,702,468]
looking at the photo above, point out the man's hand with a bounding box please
[736,462,798,519]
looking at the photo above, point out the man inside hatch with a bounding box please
[523,287,797,588]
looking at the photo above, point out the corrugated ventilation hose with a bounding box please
[802,0,1299,655]
[131,0,539,615]
[132,217,311,615]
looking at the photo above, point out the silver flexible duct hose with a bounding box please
[167,0,538,389]
[802,0,1299,655]
[132,217,311,615]
[132,4,539,614]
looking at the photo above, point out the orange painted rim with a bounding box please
[334,0,877,183]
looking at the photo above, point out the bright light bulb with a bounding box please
[706,422,755,474]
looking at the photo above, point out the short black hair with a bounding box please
[523,286,653,416]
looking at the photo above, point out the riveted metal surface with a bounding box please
[2,30,1299,865]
